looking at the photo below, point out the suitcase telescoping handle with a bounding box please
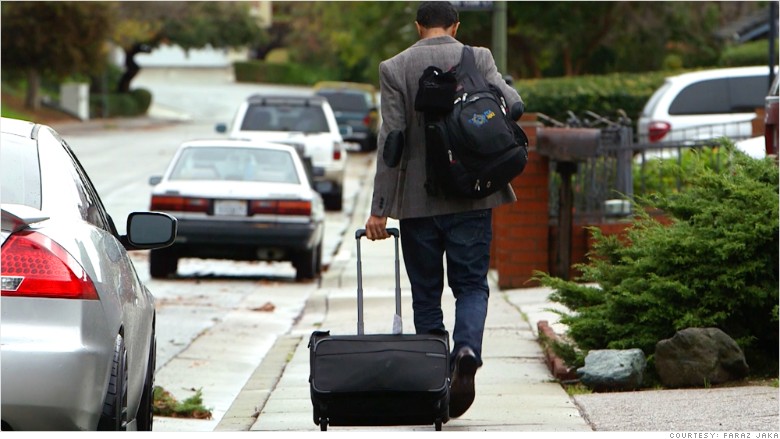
[354,228,402,336]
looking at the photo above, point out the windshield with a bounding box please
[169,146,300,184]
[240,104,330,133]
[317,91,371,112]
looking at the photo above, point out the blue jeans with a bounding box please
[399,209,492,367]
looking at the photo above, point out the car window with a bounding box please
[241,104,329,133]
[37,127,110,230]
[669,78,731,115]
[316,91,370,112]
[728,75,770,112]
[0,134,42,208]
[669,75,768,116]
[170,147,301,184]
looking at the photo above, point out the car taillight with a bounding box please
[1,231,98,300]
[363,114,372,127]
[250,200,312,216]
[333,142,342,161]
[648,121,671,142]
[150,195,209,212]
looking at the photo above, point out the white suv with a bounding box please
[217,94,347,210]
[638,66,773,145]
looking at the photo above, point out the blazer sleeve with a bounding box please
[475,47,524,115]
[370,60,407,217]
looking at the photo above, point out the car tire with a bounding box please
[295,246,319,281]
[136,331,156,431]
[150,247,178,279]
[362,136,378,152]
[315,243,323,275]
[98,334,128,431]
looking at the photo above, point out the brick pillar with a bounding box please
[492,114,550,289]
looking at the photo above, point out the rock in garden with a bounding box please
[654,327,749,388]
[577,348,646,391]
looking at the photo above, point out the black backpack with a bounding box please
[416,45,528,199]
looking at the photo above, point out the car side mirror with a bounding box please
[124,212,177,250]
[215,123,227,133]
[149,176,162,186]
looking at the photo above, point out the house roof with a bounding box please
[714,6,779,43]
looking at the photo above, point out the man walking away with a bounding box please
[364,1,524,419]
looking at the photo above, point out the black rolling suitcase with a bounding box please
[308,228,450,431]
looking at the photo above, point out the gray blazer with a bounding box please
[371,35,523,220]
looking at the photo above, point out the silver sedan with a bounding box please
[1,117,177,431]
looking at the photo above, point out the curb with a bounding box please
[537,320,578,382]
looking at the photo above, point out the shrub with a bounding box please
[633,143,731,196]
[719,39,778,67]
[88,87,151,118]
[514,71,673,127]
[130,88,152,113]
[233,60,339,86]
[537,142,779,381]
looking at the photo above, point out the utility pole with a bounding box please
[770,2,778,88]
[491,1,507,75]
[451,1,508,75]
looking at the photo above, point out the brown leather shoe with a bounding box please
[449,346,478,418]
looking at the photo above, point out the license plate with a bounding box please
[214,200,247,216]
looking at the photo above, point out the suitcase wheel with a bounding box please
[319,418,328,431]
[435,419,442,431]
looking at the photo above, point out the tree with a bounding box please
[1,1,112,109]
[285,1,416,84]
[111,1,267,93]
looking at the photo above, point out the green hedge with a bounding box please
[719,39,778,67]
[514,71,674,125]
[89,87,152,118]
[233,60,339,86]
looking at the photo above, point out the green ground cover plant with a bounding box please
[153,386,213,419]
[536,142,779,383]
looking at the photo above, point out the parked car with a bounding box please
[148,139,325,281]
[638,66,773,145]
[314,81,381,152]
[764,73,778,156]
[216,94,347,211]
[1,117,177,431]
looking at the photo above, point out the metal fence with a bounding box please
[541,112,756,222]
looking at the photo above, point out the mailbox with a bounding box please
[536,127,600,162]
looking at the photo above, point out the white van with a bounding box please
[638,66,774,145]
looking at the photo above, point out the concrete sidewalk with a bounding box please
[214,152,778,433]
[249,240,589,431]
[214,158,592,432]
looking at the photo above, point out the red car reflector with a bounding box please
[250,200,277,215]
[648,121,671,143]
[278,200,312,216]
[333,142,342,161]
[250,200,311,216]
[1,231,98,300]
[151,195,209,212]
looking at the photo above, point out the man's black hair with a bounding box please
[416,1,459,29]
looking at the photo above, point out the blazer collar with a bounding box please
[412,35,460,48]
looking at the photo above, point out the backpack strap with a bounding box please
[457,45,488,90]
